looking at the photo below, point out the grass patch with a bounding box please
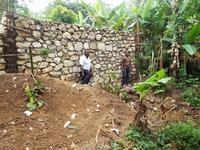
[125,122,200,150]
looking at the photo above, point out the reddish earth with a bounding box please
[0,74,199,150]
[0,74,134,150]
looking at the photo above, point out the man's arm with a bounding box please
[129,57,132,69]
[90,66,93,77]
[80,65,84,77]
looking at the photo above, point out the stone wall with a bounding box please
[0,15,136,83]
[0,14,6,74]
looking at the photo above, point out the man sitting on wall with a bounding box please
[79,51,93,84]
[121,51,131,85]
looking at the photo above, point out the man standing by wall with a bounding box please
[121,52,131,85]
[79,51,92,84]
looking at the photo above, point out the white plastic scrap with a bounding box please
[3,130,7,133]
[38,119,43,122]
[72,83,77,88]
[111,128,120,135]
[105,124,109,127]
[95,109,100,112]
[12,77,17,81]
[64,121,71,128]
[29,127,33,131]
[153,107,158,111]
[71,113,78,119]
[24,110,33,116]
[25,147,30,150]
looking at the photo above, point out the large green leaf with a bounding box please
[37,100,44,108]
[184,25,200,44]
[130,4,140,14]
[158,77,171,84]
[80,0,96,17]
[94,0,110,18]
[179,64,187,77]
[78,11,84,25]
[141,0,153,19]
[27,102,36,112]
[182,44,197,55]
[133,69,170,101]
[146,69,167,82]
[134,82,152,93]
[133,82,152,101]
[179,0,190,13]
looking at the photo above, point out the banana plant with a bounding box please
[80,0,136,31]
[164,0,200,56]
[80,0,111,28]
[183,24,200,55]
[129,0,171,75]
[133,69,171,130]
[133,69,171,101]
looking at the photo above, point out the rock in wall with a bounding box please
[0,13,6,75]
[2,14,136,84]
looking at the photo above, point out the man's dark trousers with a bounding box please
[81,69,91,84]
[122,67,131,85]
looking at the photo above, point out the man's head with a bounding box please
[125,51,129,57]
[84,51,89,58]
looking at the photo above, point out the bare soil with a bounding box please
[0,74,134,150]
[0,74,199,150]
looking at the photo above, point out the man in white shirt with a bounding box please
[79,51,92,84]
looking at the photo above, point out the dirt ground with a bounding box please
[0,74,199,150]
[0,74,134,150]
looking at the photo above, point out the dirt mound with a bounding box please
[0,74,134,150]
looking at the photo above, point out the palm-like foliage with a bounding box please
[80,0,111,28]
[81,0,136,30]
[15,0,200,76]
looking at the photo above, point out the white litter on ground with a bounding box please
[64,121,71,128]
[24,110,33,116]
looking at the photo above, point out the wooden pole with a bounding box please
[135,21,141,79]
[0,53,24,57]
[0,22,30,33]
[160,39,163,69]
[29,45,34,75]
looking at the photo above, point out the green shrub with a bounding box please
[175,77,200,88]
[125,122,200,150]
[181,85,200,107]
[23,80,45,112]
[125,128,171,150]
[171,77,200,107]
[104,69,131,101]
[39,48,49,60]
[158,122,200,150]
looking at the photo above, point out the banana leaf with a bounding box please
[184,24,200,44]
[182,44,197,56]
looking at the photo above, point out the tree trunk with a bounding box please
[134,101,149,131]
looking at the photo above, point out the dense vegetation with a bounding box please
[125,122,200,150]
[1,0,199,78]
[42,0,200,78]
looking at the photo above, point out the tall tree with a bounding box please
[43,0,85,24]
[0,0,31,18]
